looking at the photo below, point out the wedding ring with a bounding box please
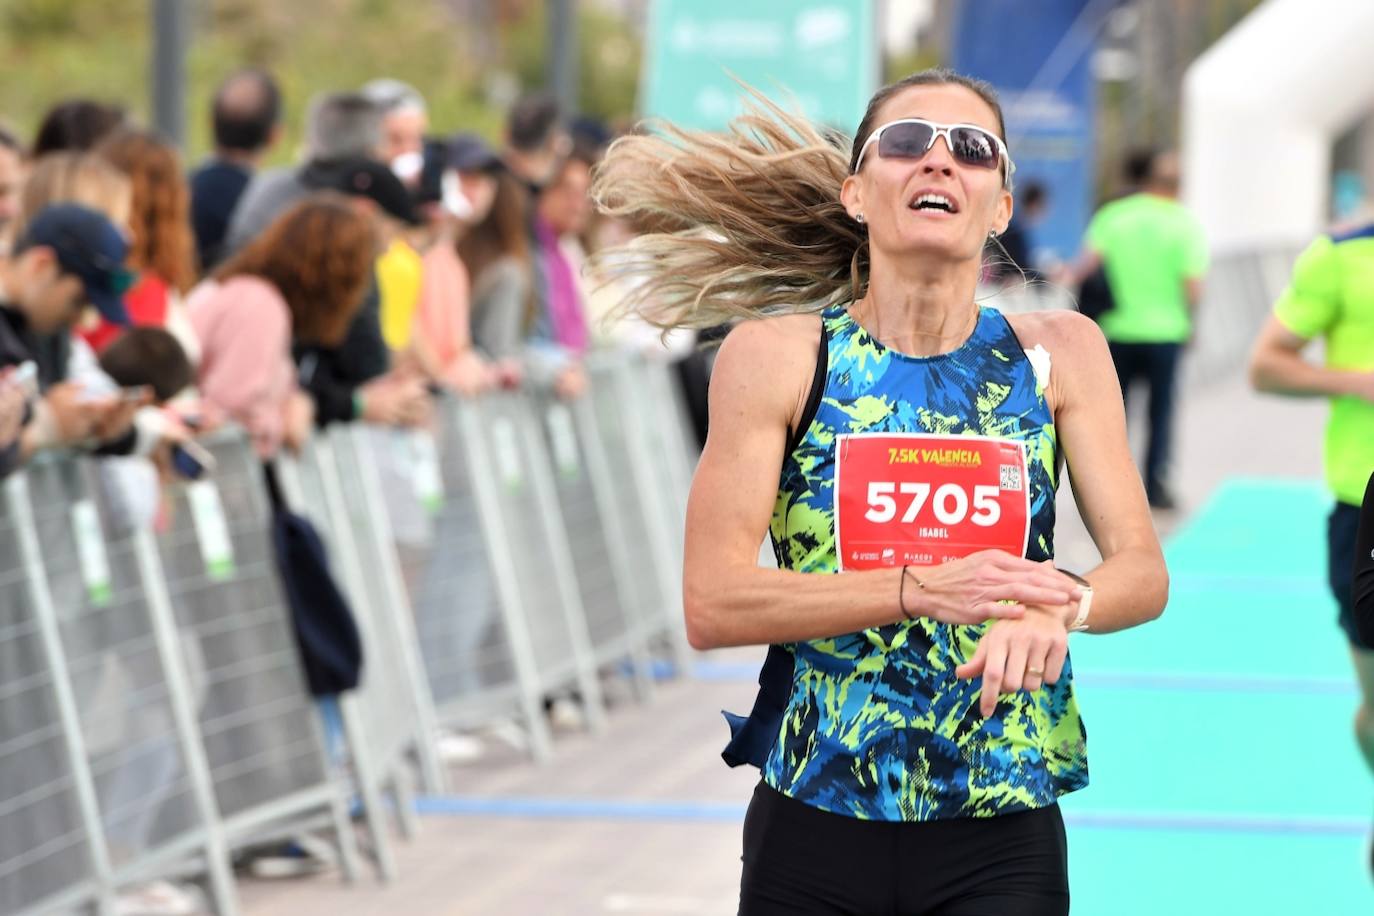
[1027,667,1044,676]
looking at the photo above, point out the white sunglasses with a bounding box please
[853,118,1014,188]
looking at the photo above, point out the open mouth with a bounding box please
[909,192,959,214]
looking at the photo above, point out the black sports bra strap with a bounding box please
[785,316,830,457]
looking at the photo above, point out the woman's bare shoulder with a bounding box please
[1004,308,1105,353]
[713,312,825,421]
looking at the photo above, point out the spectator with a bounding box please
[301,156,422,355]
[1069,149,1207,509]
[98,327,194,406]
[189,193,376,457]
[13,152,135,416]
[360,78,428,189]
[294,157,430,427]
[190,68,281,270]
[988,180,1048,285]
[31,99,125,157]
[87,129,199,360]
[405,133,504,394]
[499,93,581,393]
[459,171,533,375]
[0,125,24,253]
[503,91,571,194]
[225,91,382,253]
[226,92,421,429]
[85,327,196,532]
[0,205,141,474]
[536,141,595,350]
[15,151,132,242]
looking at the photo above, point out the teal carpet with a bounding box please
[1063,478,1373,913]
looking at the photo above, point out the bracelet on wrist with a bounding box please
[898,566,924,621]
[1061,570,1093,632]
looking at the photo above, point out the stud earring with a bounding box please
[855,213,865,224]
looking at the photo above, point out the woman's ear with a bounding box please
[993,186,1014,237]
[840,174,864,224]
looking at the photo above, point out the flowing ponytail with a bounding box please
[590,70,1008,332]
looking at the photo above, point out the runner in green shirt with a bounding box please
[1250,223,1374,873]
[1074,150,1208,509]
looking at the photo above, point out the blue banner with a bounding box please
[951,0,1110,264]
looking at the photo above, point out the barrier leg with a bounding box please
[456,402,554,762]
[129,528,239,916]
[338,694,397,882]
[514,401,607,734]
[7,475,119,915]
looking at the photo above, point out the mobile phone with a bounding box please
[171,440,217,480]
[10,362,38,401]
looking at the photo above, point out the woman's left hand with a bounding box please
[954,605,1072,717]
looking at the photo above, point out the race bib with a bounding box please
[834,433,1030,571]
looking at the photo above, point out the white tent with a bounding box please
[1182,0,1374,253]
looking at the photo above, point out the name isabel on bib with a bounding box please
[834,432,1030,571]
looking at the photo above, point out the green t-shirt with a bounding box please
[1085,193,1209,344]
[1273,227,1374,505]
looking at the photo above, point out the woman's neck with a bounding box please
[855,253,982,356]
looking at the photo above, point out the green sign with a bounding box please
[641,0,878,135]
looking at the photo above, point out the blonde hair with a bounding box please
[17,151,132,239]
[590,70,1007,331]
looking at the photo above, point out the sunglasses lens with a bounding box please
[877,122,936,161]
[949,128,1000,170]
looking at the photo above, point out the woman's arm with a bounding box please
[956,311,1167,715]
[1047,310,1169,632]
[684,316,1079,649]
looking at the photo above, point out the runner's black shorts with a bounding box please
[1328,502,1370,649]
[739,782,1069,916]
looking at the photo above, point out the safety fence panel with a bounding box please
[584,356,680,653]
[588,354,695,669]
[351,407,530,739]
[0,475,104,916]
[325,425,444,798]
[27,459,207,868]
[471,391,606,731]
[153,435,345,850]
[272,439,405,880]
[532,391,649,684]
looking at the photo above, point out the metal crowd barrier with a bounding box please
[0,347,700,914]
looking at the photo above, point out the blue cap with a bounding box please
[445,133,503,174]
[19,204,133,326]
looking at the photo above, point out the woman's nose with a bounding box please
[921,136,956,176]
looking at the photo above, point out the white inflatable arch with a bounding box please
[1182,0,1374,252]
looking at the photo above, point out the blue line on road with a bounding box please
[414,796,1366,837]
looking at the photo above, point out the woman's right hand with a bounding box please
[909,552,1083,626]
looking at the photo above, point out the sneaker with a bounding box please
[548,696,586,731]
[113,880,204,915]
[244,842,332,880]
[436,731,486,763]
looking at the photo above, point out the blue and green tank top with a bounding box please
[726,303,1088,822]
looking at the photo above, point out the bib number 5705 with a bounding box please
[864,481,1002,527]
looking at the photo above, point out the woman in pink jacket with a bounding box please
[188,192,376,456]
